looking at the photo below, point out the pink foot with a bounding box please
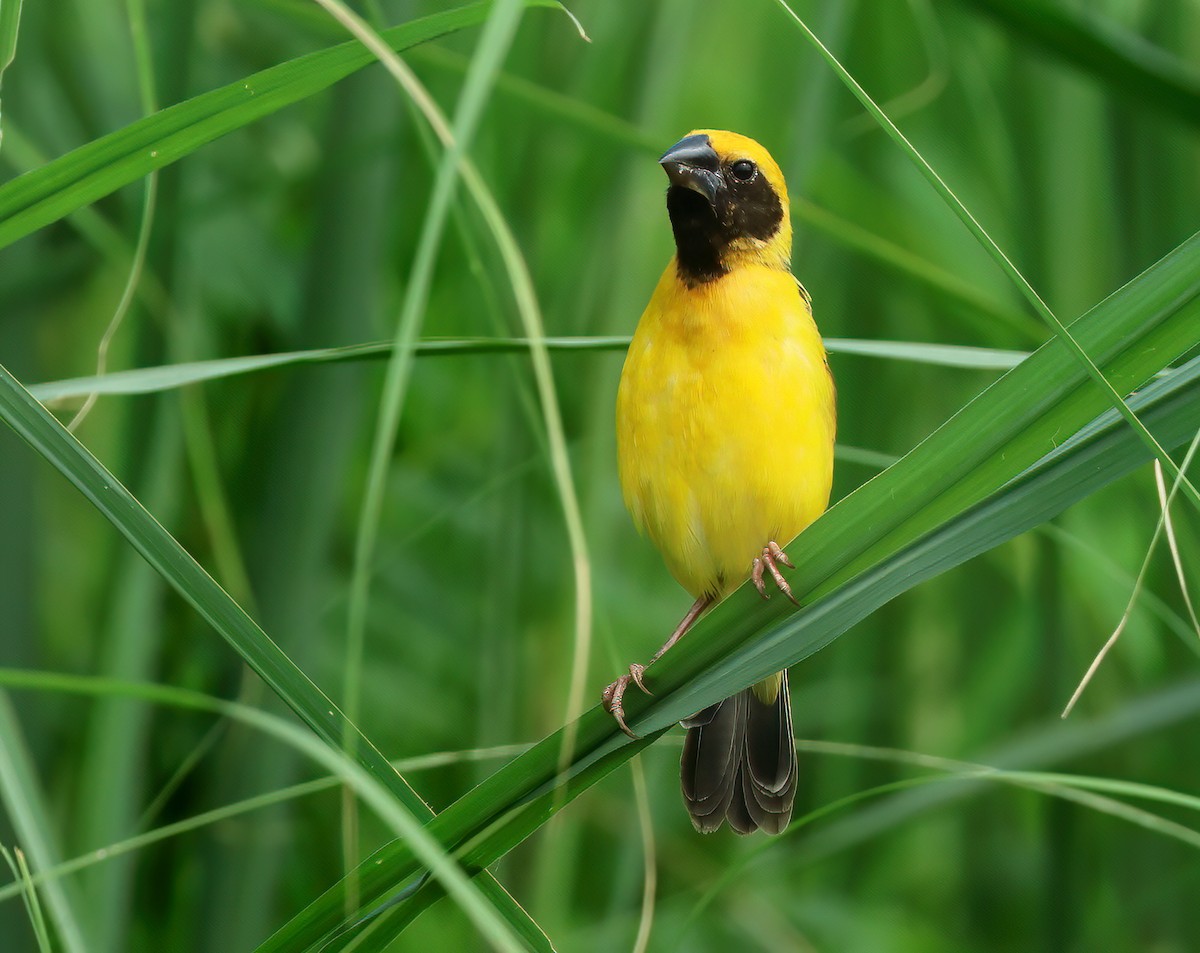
[751,541,799,605]
[602,663,650,739]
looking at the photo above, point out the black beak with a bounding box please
[660,134,721,208]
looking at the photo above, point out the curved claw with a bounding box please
[602,664,653,739]
[601,594,711,739]
[752,541,799,605]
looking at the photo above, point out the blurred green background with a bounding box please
[1,0,1199,950]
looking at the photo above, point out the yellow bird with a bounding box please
[604,130,836,834]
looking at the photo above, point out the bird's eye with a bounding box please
[730,159,756,181]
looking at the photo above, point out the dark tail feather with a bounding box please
[680,671,796,835]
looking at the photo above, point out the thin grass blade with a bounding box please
[260,230,1200,949]
[771,0,1200,507]
[27,336,1026,403]
[0,1,560,251]
[0,694,86,953]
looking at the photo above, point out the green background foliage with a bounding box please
[1,1,1198,951]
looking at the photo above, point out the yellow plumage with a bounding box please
[617,261,834,602]
[607,129,836,834]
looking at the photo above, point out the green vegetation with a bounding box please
[1,1,1198,950]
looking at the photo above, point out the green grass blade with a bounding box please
[0,673,530,953]
[0,0,559,252]
[409,42,1039,339]
[1012,772,1200,814]
[325,351,1200,951]
[781,679,1200,872]
[0,0,22,160]
[321,0,533,929]
[260,229,1200,950]
[824,337,1026,368]
[300,3,574,945]
[0,845,51,952]
[0,0,21,84]
[772,0,1200,509]
[26,336,1026,403]
[661,370,1200,737]
[790,195,1044,341]
[0,358,552,951]
[681,738,1200,936]
[7,2,1197,945]
[0,362,433,810]
[411,43,656,152]
[253,2,1039,341]
[0,731,528,907]
[0,693,86,953]
[63,0,159,436]
[69,5,161,943]
[961,0,1200,127]
[388,18,602,893]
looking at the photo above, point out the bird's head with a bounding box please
[660,129,792,286]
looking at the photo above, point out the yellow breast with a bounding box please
[616,262,836,599]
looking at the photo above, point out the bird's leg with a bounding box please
[751,540,799,605]
[602,593,713,739]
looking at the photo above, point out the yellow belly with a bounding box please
[617,262,836,599]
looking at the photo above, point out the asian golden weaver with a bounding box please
[604,130,836,834]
